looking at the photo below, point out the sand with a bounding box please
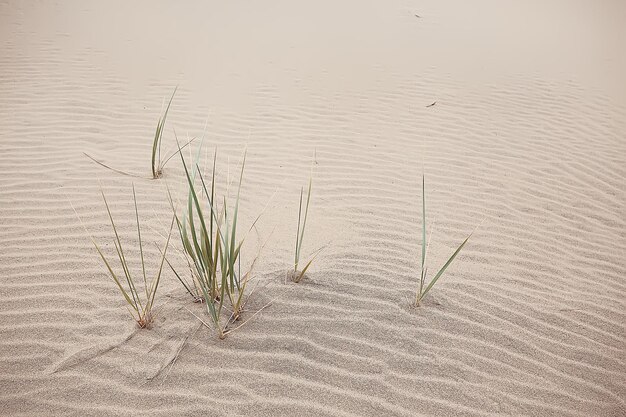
[1,1,625,416]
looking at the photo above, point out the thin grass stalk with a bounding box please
[295,187,303,271]
[143,217,175,319]
[297,177,312,268]
[293,175,312,282]
[415,175,473,306]
[102,190,142,311]
[133,185,149,300]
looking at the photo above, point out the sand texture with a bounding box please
[1,1,625,416]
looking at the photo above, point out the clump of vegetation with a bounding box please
[170,142,259,339]
[89,186,174,328]
[85,87,196,179]
[165,144,214,303]
[151,88,177,179]
[415,175,473,306]
[292,175,316,283]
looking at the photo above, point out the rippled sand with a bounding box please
[1,1,625,415]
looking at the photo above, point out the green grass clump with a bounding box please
[170,142,257,339]
[85,87,198,180]
[151,88,177,179]
[415,175,473,306]
[90,186,174,328]
[292,175,315,283]
[166,143,214,303]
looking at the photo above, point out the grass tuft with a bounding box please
[170,139,259,339]
[415,175,474,306]
[151,87,177,179]
[292,174,315,283]
[89,185,174,328]
[85,87,197,179]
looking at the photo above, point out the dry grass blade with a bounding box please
[83,152,142,178]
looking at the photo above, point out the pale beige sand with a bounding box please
[1,1,625,416]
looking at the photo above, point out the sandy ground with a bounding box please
[1,1,625,416]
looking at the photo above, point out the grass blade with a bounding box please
[92,240,138,313]
[295,187,303,270]
[421,233,472,299]
[297,176,312,261]
[102,189,141,310]
[147,217,175,311]
[133,184,148,300]
[415,175,475,305]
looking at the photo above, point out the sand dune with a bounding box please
[1,1,625,416]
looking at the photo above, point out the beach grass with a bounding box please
[151,88,177,179]
[292,175,314,283]
[171,140,257,339]
[91,186,174,328]
[415,175,473,306]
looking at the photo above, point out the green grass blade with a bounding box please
[176,136,212,273]
[421,233,472,298]
[178,134,204,242]
[161,136,197,169]
[294,244,324,283]
[210,150,217,243]
[102,189,140,309]
[147,217,175,310]
[187,197,205,273]
[229,150,246,290]
[92,239,138,313]
[151,121,161,178]
[174,212,201,276]
[197,165,222,235]
[295,187,303,270]
[165,255,194,297]
[195,165,217,274]
[296,177,312,270]
[159,87,177,163]
[176,136,207,276]
[133,184,148,300]
[300,178,312,251]
[217,242,227,322]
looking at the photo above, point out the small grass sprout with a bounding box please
[415,175,474,306]
[90,185,174,328]
[292,174,317,283]
[151,87,176,179]
[84,87,195,179]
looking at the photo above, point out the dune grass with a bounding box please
[169,141,258,339]
[90,186,174,328]
[151,87,177,179]
[165,141,213,302]
[292,175,315,283]
[415,175,473,306]
[85,87,199,179]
